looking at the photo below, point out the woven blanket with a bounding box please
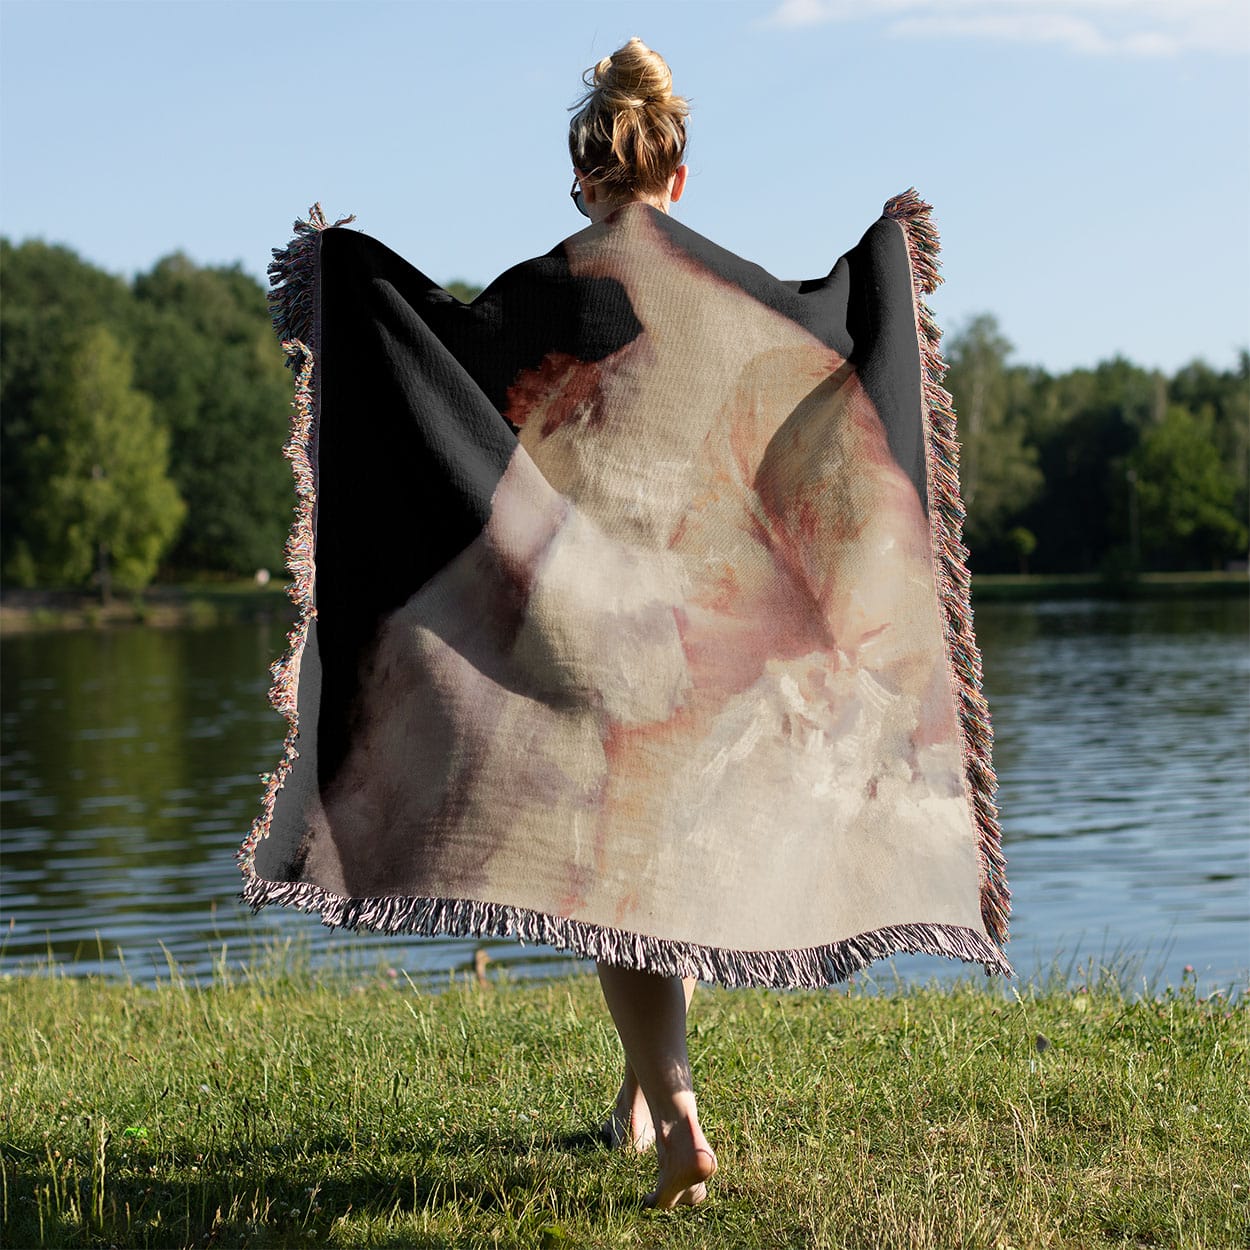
[238,191,1011,987]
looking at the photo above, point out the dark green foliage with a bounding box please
[445,279,484,304]
[1,237,1245,585]
[942,317,1249,574]
[944,315,1043,558]
[17,327,184,595]
[1169,352,1250,537]
[1,240,291,584]
[0,240,139,581]
[1130,405,1247,569]
[131,255,293,574]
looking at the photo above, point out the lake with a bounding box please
[2,597,1247,993]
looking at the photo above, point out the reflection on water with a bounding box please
[2,597,1246,990]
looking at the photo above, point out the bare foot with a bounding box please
[601,1080,655,1151]
[643,1116,717,1209]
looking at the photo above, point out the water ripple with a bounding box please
[2,600,1246,991]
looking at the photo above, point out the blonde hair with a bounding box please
[568,37,689,198]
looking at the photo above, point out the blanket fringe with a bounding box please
[240,870,1013,988]
[238,205,348,886]
[883,188,1011,949]
[266,203,355,363]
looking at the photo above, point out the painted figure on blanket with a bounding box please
[330,39,718,1209]
[305,208,973,952]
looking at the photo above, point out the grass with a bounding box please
[1,956,1246,1249]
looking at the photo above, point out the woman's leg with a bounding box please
[595,963,717,1208]
[602,977,696,1151]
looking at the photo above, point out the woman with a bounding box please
[566,37,717,1211]
[242,37,1009,1215]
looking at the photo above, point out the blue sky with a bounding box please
[2,0,1247,374]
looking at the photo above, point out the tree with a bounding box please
[1169,353,1250,533]
[1020,357,1162,572]
[3,229,1243,587]
[943,315,1043,564]
[23,327,185,596]
[1,239,139,580]
[131,256,293,573]
[1006,526,1037,574]
[1129,405,1247,570]
[444,280,483,304]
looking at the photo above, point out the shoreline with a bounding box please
[1,571,1246,635]
[0,581,293,635]
[969,569,1248,602]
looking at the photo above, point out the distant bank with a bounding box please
[968,570,1249,601]
[0,571,1246,634]
[0,581,292,634]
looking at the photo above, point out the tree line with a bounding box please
[1,238,1246,595]
[945,315,1247,575]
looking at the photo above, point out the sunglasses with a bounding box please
[570,176,589,219]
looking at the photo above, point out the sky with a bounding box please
[1,0,1247,375]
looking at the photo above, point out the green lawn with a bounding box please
[1,959,1246,1249]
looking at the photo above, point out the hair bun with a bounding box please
[594,36,674,110]
[568,38,689,196]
